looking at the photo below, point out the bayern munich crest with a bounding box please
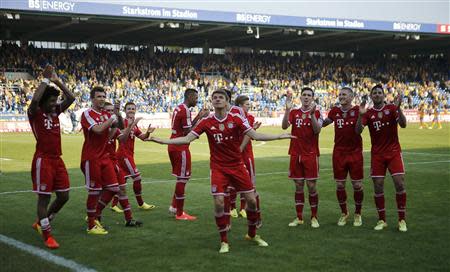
[350,111,355,117]
[227,122,234,129]
[384,109,390,115]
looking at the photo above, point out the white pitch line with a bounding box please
[402,151,450,157]
[1,160,449,196]
[0,234,97,272]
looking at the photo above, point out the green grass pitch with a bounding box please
[1,124,449,271]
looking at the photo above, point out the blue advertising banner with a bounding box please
[1,0,448,34]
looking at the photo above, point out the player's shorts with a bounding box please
[168,149,191,179]
[118,155,141,179]
[210,164,254,196]
[32,155,70,195]
[81,158,118,190]
[288,154,319,180]
[112,159,126,186]
[332,150,364,181]
[370,151,405,178]
[243,154,256,185]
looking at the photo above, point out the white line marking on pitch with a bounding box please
[0,158,12,161]
[1,160,448,196]
[253,141,267,147]
[0,234,97,272]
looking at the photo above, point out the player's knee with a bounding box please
[245,197,257,210]
[352,181,363,190]
[214,196,224,209]
[133,175,142,182]
[295,181,304,191]
[306,180,317,192]
[336,181,345,189]
[393,176,405,191]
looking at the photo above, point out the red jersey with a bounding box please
[28,107,62,157]
[230,106,254,158]
[168,103,192,152]
[327,106,362,152]
[229,105,245,117]
[191,113,252,168]
[288,108,322,156]
[106,129,121,161]
[117,119,142,158]
[361,104,401,155]
[80,108,111,161]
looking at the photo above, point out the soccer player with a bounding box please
[322,87,364,227]
[428,102,442,129]
[168,88,210,220]
[231,96,262,225]
[116,102,156,210]
[80,86,121,235]
[282,87,322,229]
[149,89,293,253]
[418,103,428,129]
[103,102,143,227]
[356,84,408,232]
[29,65,75,249]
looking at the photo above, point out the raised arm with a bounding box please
[322,117,333,127]
[394,94,407,128]
[282,95,293,130]
[137,122,156,140]
[310,104,322,134]
[113,101,124,130]
[91,116,116,134]
[355,101,367,134]
[148,132,197,145]
[181,108,209,135]
[118,118,142,142]
[51,72,75,113]
[28,65,53,116]
[240,120,261,151]
[246,129,294,141]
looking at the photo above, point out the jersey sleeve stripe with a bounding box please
[190,131,200,138]
[243,127,252,134]
[186,107,192,126]
[83,110,97,130]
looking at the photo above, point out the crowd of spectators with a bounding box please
[1,43,448,117]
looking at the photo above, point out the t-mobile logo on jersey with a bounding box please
[44,118,53,130]
[295,118,303,127]
[336,119,344,128]
[373,121,382,131]
[213,133,223,143]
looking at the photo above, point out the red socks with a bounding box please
[354,187,364,215]
[295,191,304,220]
[374,193,386,221]
[175,180,187,216]
[336,187,348,214]
[133,178,144,206]
[396,191,407,221]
